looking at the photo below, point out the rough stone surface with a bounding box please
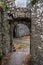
[0,9,2,53]
[0,1,43,65]
[31,0,43,65]
[0,9,10,55]
[15,23,30,37]
[5,0,30,18]
[0,0,31,55]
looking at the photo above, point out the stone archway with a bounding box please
[8,12,31,52]
[11,17,31,53]
[8,1,43,64]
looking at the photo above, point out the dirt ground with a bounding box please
[13,36,30,52]
[1,53,12,65]
[1,36,30,65]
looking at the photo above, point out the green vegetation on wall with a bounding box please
[0,0,8,10]
[31,0,38,4]
[27,0,38,4]
[0,51,3,58]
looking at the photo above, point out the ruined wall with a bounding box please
[31,0,43,65]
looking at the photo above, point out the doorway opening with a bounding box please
[8,15,31,65]
[13,18,31,53]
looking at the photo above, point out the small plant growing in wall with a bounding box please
[0,49,3,58]
[0,0,8,10]
[27,0,38,5]
[31,0,38,4]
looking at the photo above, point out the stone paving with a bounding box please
[7,36,30,65]
[8,48,30,65]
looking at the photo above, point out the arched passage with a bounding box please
[8,13,31,65]
[8,12,31,52]
[13,17,31,38]
[13,22,30,38]
[12,17,31,52]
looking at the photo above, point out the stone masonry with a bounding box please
[0,0,31,55]
[0,8,10,55]
[31,0,43,65]
[5,0,30,18]
[0,2,43,65]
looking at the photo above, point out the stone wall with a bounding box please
[3,11,10,54]
[0,0,30,54]
[0,8,10,55]
[5,0,30,18]
[31,0,43,65]
[0,0,43,64]
[0,9,2,53]
[14,23,30,37]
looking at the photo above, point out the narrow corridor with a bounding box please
[8,36,30,65]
